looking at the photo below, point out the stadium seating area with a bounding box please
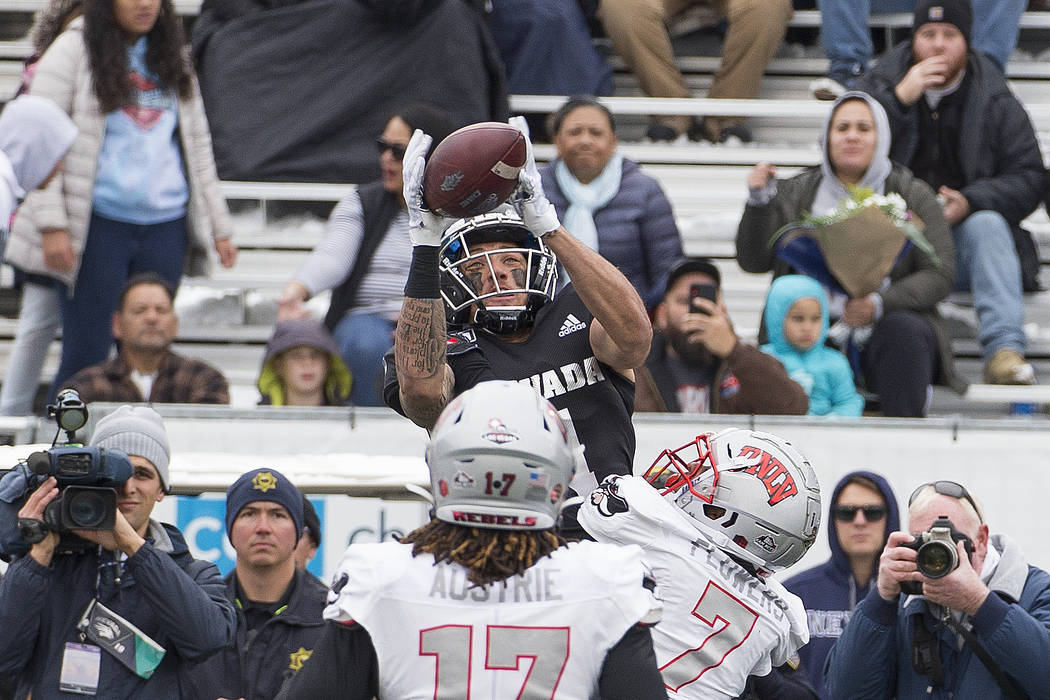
[1,3,1049,416]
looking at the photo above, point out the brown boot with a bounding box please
[984,348,1036,385]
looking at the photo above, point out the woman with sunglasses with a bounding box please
[277,104,457,406]
[782,471,900,699]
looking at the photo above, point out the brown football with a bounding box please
[422,122,527,218]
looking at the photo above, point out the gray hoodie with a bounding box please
[0,95,76,231]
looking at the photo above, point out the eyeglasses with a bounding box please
[832,505,887,523]
[908,480,982,522]
[375,138,407,162]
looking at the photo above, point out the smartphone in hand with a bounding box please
[689,283,718,315]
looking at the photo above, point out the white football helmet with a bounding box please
[644,428,821,576]
[439,209,559,335]
[426,380,582,530]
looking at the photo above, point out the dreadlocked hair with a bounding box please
[398,519,567,588]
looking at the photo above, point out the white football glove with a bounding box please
[508,115,561,238]
[402,129,455,247]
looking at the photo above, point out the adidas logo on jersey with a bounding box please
[558,313,587,337]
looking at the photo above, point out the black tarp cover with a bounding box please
[191,0,508,183]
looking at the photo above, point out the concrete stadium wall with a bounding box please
[2,407,1046,582]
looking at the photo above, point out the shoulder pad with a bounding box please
[445,329,479,356]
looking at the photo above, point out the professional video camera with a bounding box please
[900,516,974,595]
[0,390,132,558]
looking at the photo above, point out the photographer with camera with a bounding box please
[634,257,809,415]
[0,405,235,698]
[825,480,1050,699]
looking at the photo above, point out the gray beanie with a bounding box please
[90,405,171,491]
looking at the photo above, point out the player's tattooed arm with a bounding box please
[396,297,454,430]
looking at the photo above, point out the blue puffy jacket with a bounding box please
[540,158,683,309]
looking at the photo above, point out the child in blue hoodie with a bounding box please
[761,275,864,417]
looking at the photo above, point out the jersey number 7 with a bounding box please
[420,624,570,699]
[660,580,759,692]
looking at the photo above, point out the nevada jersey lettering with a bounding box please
[579,475,809,699]
[445,286,636,483]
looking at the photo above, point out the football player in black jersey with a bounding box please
[385,116,652,515]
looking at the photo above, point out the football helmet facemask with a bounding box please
[426,380,583,531]
[644,428,822,576]
[439,209,558,336]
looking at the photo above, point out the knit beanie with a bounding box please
[89,405,171,492]
[225,468,304,540]
[301,493,321,548]
[913,0,972,44]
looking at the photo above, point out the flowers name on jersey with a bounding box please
[579,475,809,699]
[124,70,176,130]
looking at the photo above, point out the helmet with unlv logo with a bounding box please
[644,428,821,575]
[439,208,559,335]
[425,380,583,530]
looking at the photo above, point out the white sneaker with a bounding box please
[810,76,847,101]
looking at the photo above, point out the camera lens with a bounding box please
[916,541,957,578]
[68,490,107,528]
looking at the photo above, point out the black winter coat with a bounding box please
[856,44,1047,290]
[187,568,329,700]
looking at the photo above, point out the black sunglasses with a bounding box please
[832,505,887,523]
[908,480,982,521]
[375,138,407,162]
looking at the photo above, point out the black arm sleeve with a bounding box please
[742,660,819,700]
[598,624,667,700]
[275,622,379,700]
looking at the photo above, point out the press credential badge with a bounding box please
[59,642,100,695]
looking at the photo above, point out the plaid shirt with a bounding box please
[63,351,230,404]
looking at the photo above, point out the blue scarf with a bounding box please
[554,154,623,252]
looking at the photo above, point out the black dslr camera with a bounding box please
[4,390,132,554]
[900,516,974,595]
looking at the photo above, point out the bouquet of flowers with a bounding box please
[768,187,939,299]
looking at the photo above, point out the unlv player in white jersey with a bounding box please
[579,428,822,699]
[278,380,664,700]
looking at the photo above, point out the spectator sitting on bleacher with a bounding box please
[60,272,230,405]
[634,257,809,414]
[811,0,1025,100]
[737,91,961,417]
[487,0,613,142]
[276,104,457,407]
[597,0,792,143]
[856,0,1047,385]
[5,1,237,401]
[539,96,683,309]
[0,0,83,419]
[761,275,865,417]
[257,318,351,407]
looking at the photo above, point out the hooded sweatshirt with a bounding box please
[257,318,352,406]
[761,275,864,417]
[782,470,900,699]
[0,95,76,233]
